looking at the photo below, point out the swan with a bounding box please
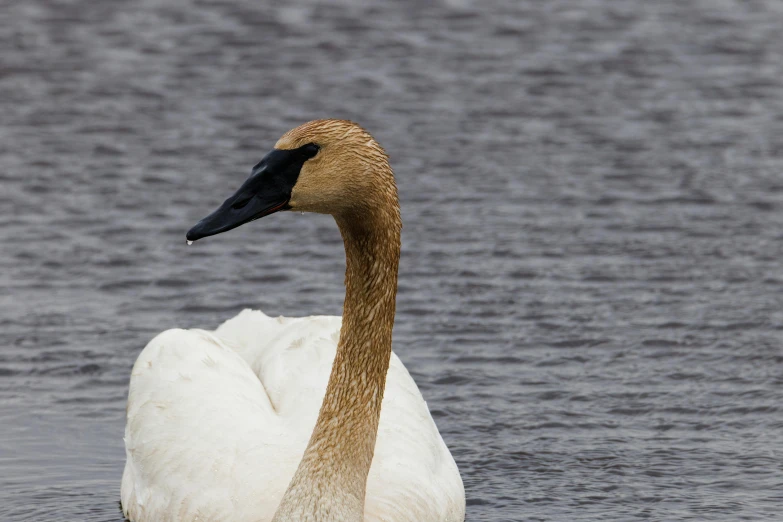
[121,119,465,522]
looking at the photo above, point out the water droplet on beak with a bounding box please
[187,240,193,246]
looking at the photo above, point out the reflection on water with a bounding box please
[2,1,783,520]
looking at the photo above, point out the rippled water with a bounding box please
[2,1,783,520]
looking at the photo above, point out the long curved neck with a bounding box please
[272,203,401,521]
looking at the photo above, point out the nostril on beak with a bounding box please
[231,193,253,210]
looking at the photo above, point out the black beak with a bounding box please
[185,165,291,242]
[186,143,319,242]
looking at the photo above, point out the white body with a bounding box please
[122,309,465,522]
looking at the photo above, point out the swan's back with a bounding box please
[122,310,464,522]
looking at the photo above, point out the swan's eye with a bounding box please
[302,143,320,159]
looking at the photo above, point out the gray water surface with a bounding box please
[2,1,783,520]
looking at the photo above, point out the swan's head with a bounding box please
[186,119,396,242]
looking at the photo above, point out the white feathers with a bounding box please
[122,309,465,522]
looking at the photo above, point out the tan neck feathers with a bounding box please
[271,121,401,522]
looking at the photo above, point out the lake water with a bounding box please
[1,1,783,520]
